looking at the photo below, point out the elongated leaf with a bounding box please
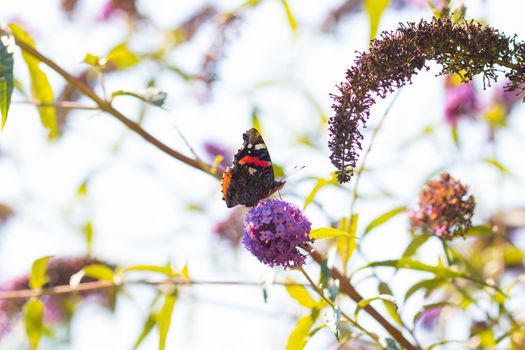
[24,298,44,350]
[82,221,93,256]
[30,256,50,289]
[158,292,177,350]
[378,282,402,325]
[310,227,355,240]
[83,264,114,281]
[106,43,139,69]
[402,234,430,258]
[363,206,406,237]
[133,312,157,349]
[359,258,462,278]
[280,0,298,34]
[285,312,316,350]
[285,278,318,308]
[112,88,167,107]
[8,24,57,139]
[125,265,175,277]
[483,158,512,176]
[364,0,391,41]
[404,278,444,302]
[337,215,358,272]
[322,306,341,341]
[0,32,14,129]
[303,174,338,210]
[354,294,397,320]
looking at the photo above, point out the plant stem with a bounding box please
[0,278,309,300]
[299,267,383,346]
[307,246,420,350]
[8,30,220,180]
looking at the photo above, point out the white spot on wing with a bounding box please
[254,143,266,150]
[247,143,253,148]
[248,167,257,175]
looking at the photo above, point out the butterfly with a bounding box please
[221,128,285,208]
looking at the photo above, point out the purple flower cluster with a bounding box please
[242,199,312,269]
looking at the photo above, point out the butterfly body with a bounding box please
[221,128,285,208]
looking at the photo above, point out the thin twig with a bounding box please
[0,278,310,300]
[15,100,100,110]
[6,29,220,180]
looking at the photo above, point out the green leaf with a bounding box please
[285,312,317,350]
[83,264,114,281]
[83,53,101,66]
[285,278,318,308]
[364,0,391,41]
[82,221,93,256]
[280,0,298,35]
[363,206,406,237]
[354,294,397,320]
[310,227,355,240]
[404,278,444,302]
[157,293,177,350]
[24,298,44,350]
[29,256,51,290]
[401,234,430,258]
[382,338,400,350]
[451,126,459,147]
[378,282,402,325]
[112,88,167,107]
[8,23,57,139]
[337,215,358,272]
[303,174,338,210]
[106,43,139,70]
[483,158,512,176]
[322,306,341,341]
[133,312,157,349]
[0,32,15,129]
[125,265,175,277]
[359,258,462,279]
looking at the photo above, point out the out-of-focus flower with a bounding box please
[242,199,312,269]
[99,0,141,21]
[483,80,523,131]
[444,75,478,126]
[173,5,217,44]
[0,203,14,225]
[213,207,248,246]
[60,0,80,17]
[203,141,233,173]
[408,173,475,240]
[0,257,114,338]
[417,307,441,331]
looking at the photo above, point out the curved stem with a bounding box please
[8,30,220,180]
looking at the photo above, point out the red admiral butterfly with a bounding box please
[221,128,285,208]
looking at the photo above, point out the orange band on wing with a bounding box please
[238,156,271,167]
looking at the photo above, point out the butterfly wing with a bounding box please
[221,128,285,208]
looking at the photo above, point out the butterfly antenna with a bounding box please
[282,165,306,181]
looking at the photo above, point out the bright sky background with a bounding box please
[0,0,525,349]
